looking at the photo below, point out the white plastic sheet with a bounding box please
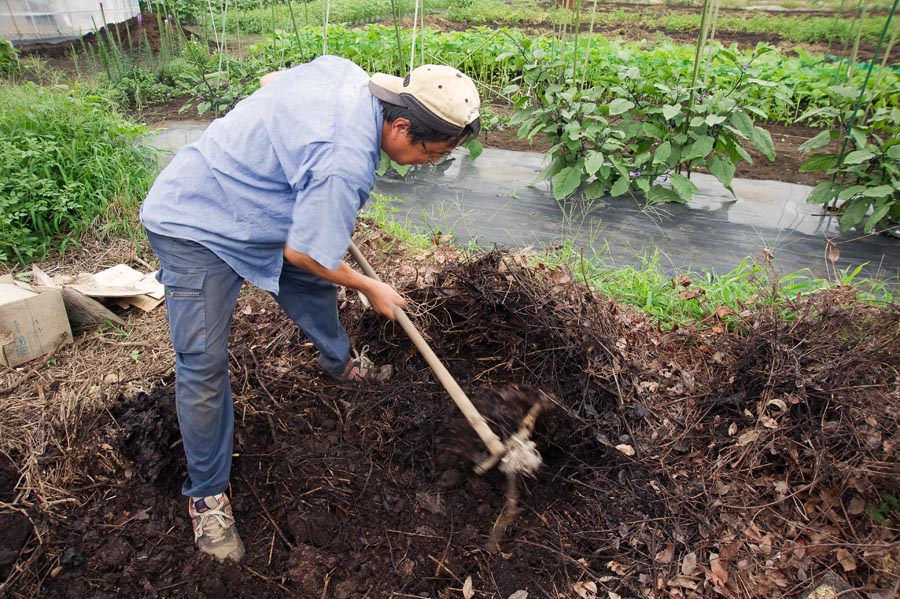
[0,0,140,45]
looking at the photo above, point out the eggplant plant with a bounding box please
[508,44,776,203]
[800,100,900,234]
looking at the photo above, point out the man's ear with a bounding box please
[388,117,411,135]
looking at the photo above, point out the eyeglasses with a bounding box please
[420,141,453,165]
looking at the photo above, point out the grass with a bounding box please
[194,0,455,36]
[539,240,895,328]
[446,0,899,46]
[364,194,897,330]
[0,83,158,265]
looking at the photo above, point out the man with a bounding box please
[140,56,480,562]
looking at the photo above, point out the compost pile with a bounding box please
[0,232,898,599]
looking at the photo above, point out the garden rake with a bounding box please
[349,240,550,549]
[347,241,544,478]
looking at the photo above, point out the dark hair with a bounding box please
[382,102,480,145]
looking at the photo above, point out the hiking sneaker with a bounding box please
[189,493,246,562]
[338,345,393,382]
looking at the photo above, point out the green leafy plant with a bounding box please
[0,84,157,265]
[169,40,259,116]
[508,44,776,202]
[241,24,896,130]
[866,492,900,524]
[0,38,20,75]
[800,95,900,234]
[376,150,413,178]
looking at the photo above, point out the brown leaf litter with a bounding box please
[0,228,898,598]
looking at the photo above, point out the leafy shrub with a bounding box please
[0,84,157,264]
[108,67,175,108]
[169,40,261,116]
[0,38,20,75]
[509,45,776,203]
[800,96,900,234]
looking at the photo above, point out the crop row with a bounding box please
[245,24,898,127]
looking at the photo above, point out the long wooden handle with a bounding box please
[348,241,506,458]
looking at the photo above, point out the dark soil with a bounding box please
[4,241,899,598]
[0,455,31,582]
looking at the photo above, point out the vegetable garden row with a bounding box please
[1,0,898,266]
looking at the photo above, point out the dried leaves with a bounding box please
[390,249,899,598]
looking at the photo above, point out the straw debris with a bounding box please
[1,233,898,598]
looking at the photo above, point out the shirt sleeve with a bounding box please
[285,172,370,270]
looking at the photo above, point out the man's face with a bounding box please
[382,118,459,166]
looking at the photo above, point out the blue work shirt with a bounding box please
[140,55,383,294]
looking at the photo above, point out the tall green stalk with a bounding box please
[683,0,716,152]
[389,0,404,69]
[204,0,221,57]
[581,0,600,89]
[571,0,582,82]
[877,7,899,75]
[847,0,870,80]
[552,0,569,63]
[288,1,304,62]
[217,0,228,72]
[826,0,849,62]
[323,0,331,55]
[704,0,721,86]
[689,0,714,90]
[410,0,419,70]
[420,0,426,66]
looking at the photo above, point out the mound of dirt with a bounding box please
[2,232,897,598]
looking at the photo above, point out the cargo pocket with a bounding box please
[158,267,208,354]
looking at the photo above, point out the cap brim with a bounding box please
[368,75,406,107]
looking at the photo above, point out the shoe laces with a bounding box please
[194,503,233,543]
[351,345,374,369]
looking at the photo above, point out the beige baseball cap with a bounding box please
[369,64,480,137]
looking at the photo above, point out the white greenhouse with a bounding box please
[0,0,140,46]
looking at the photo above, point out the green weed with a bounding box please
[866,492,900,524]
[0,38,20,75]
[362,196,896,330]
[0,84,158,265]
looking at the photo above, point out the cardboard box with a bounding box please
[0,279,73,367]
